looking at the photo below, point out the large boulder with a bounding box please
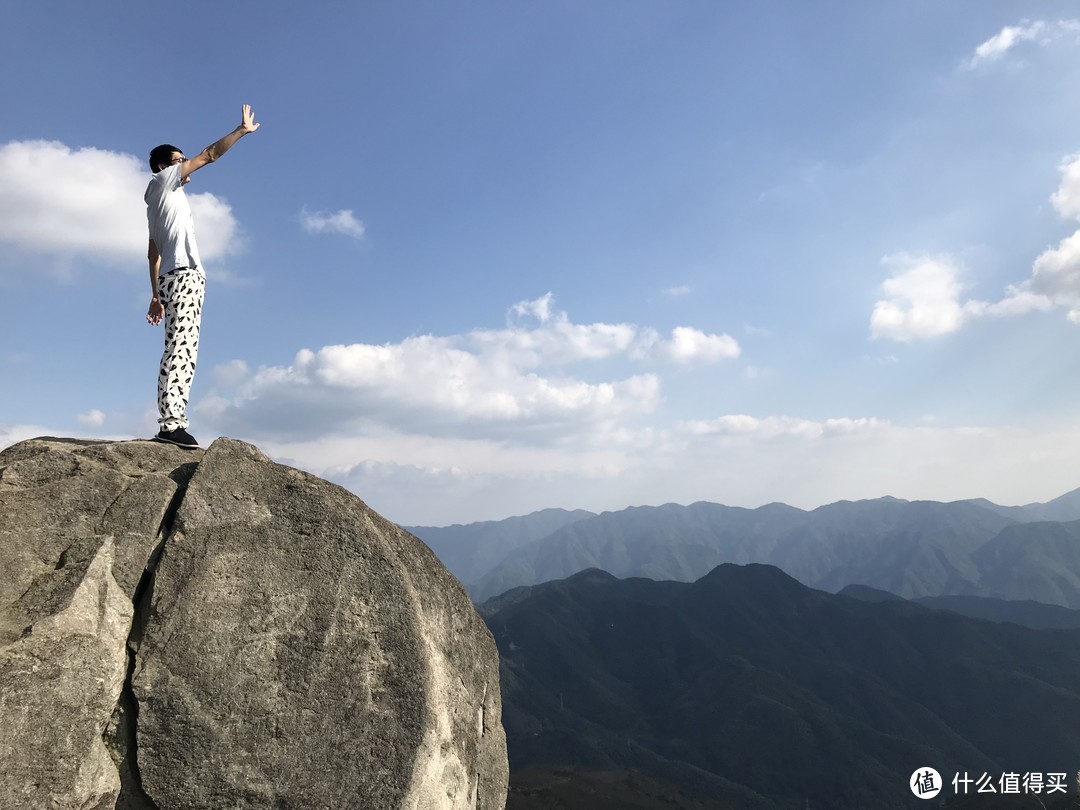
[0,437,507,810]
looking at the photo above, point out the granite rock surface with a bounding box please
[0,436,507,810]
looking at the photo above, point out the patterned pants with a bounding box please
[157,269,205,431]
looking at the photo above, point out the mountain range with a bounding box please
[408,489,1080,605]
[484,564,1080,809]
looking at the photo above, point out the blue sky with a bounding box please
[5,1,1080,525]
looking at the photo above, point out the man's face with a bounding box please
[168,151,190,185]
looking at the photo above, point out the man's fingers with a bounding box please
[241,104,259,132]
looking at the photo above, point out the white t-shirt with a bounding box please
[144,163,203,274]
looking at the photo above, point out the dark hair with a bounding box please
[149,144,182,172]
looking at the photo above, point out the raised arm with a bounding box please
[180,104,260,181]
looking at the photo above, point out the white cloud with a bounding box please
[0,424,51,451]
[489,294,739,367]
[188,194,242,264]
[299,207,366,238]
[872,234,1080,338]
[967,21,1047,67]
[197,294,738,442]
[662,285,691,297]
[872,152,1080,337]
[1050,153,1080,219]
[978,287,1053,318]
[201,335,661,442]
[1015,233,1080,318]
[678,414,887,441]
[0,140,239,269]
[660,326,741,364]
[511,291,556,322]
[986,155,1080,321]
[489,295,639,367]
[76,409,106,428]
[870,255,986,341]
[630,325,741,364]
[965,19,1080,69]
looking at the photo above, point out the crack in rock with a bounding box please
[108,460,196,810]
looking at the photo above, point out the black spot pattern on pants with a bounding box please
[157,269,205,431]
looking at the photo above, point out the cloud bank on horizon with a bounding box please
[3,7,1080,524]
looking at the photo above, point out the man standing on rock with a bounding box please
[145,104,259,449]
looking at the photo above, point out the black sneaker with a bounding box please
[153,427,201,449]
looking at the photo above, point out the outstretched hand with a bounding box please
[241,104,260,134]
[147,298,164,326]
